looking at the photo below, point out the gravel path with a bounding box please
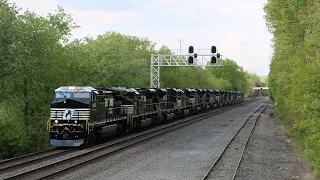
[55,98,268,180]
[235,103,314,180]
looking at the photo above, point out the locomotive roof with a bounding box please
[136,88,157,92]
[100,87,139,95]
[55,86,243,95]
[196,89,205,92]
[169,88,184,93]
[159,88,167,92]
[182,88,195,93]
[55,86,96,92]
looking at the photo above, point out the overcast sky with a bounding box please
[9,0,273,76]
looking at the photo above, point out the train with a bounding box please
[48,86,244,147]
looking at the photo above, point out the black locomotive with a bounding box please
[48,86,244,147]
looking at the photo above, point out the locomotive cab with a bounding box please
[171,88,184,109]
[119,88,140,115]
[135,88,157,114]
[49,86,97,147]
[156,88,168,110]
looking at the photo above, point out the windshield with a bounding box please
[55,91,91,99]
[74,92,91,98]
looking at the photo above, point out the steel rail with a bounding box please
[4,98,259,180]
[231,102,269,180]
[201,100,269,180]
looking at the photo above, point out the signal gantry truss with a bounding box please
[150,50,223,88]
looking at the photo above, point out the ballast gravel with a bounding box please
[235,103,314,180]
[55,98,268,180]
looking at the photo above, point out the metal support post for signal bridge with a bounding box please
[150,48,223,88]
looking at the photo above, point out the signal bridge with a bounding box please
[251,87,269,97]
[150,46,223,88]
[252,87,269,90]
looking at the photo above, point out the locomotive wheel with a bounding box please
[117,123,125,136]
[96,131,102,141]
[179,110,184,119]
[86,131,97,143]
[125,116,133,132]
[127,119,133,132]
[162,112,167,122]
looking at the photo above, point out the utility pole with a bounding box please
[178,39,184,55]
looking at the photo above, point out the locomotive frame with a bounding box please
[48,86,244,147]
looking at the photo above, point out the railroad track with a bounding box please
[201,100,269,180]
[0,148,74,173]
[1,98,259,180]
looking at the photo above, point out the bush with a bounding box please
[0,101,28,159]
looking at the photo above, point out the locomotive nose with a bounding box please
[63,134,69,139]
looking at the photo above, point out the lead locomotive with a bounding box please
[48,86,244,147]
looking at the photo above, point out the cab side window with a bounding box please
[92,92,97,101]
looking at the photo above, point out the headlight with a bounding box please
[74,120,77,124]
[54,120,58,124]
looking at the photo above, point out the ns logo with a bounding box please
[65,110,72,119]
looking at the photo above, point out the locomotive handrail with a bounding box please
[81,111,90,134]
[85,119,90,134]
[47,116,51,131]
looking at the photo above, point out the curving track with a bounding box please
[201,100,269,180]
[1,98,258,180]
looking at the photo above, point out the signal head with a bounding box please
[188,46,194,53]
[211,46,217,53]
[188,56,194,64]
[211,56,216,64]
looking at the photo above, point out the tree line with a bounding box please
[265,0,320,177]
[0,0,264,159]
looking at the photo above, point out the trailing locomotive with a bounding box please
[48,86,244,147]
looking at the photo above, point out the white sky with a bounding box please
[9,0,273,76]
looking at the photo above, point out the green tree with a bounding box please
[206,59,249,93]
[265,0,320,176]
[0,1,78,156]
[0,0,254,160]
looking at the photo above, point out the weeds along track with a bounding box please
[201,100,269,180]
[2,98,259,180]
